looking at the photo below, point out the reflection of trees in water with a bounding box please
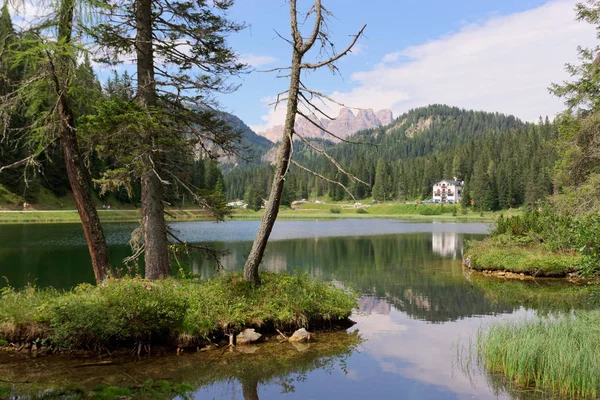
[189,234,515,323]
[0,331,360,400]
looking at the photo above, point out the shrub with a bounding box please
[0,273,358,349]
[329,207,342,214]
[50,279,189,348]
[418,205,442,215]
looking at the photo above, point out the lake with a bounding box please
[0,219,593,399]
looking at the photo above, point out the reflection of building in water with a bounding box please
[262,253,288,273]
[431,232,462,259]
[358,296,391,315]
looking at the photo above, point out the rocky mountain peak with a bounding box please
[259,107,394,142]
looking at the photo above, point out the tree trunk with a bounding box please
[243,52,302,285]
[141,165,170,279]
[56,0,110,283]
[136,0,171,279]
[241,378,259,400]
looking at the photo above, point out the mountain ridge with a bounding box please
[258,107,393,142]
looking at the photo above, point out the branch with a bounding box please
[291,160,355,200]
[0,157,31,175]
[296,110,376,146]
[167,230,228,269]
[290,0,303,49]
[300,24,366,70]
[294,132,370,188]
[300,0,322,54]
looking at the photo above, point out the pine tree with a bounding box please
[88,0,245,279]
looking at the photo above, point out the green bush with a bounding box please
[329,207,342,214]
[50,279,189,348]
[418,205,442,215]
[489,208,600,275]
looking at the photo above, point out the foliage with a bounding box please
[487,207,600,275]
[478,311,600,398]
[224,105,556,212]
[329,207,341,214]
[0,273,357,348]
[465,235,582,276]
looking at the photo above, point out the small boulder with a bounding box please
[288,328,314,343]
[236,329,262,346]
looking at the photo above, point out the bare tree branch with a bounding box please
[294,131,370,187]
[300,24,366,69]
[291,159,355,200]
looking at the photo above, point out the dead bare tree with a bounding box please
[243,0,366,285]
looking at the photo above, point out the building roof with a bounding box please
[434,180,462,186]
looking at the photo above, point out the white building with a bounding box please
[432,179,463,204]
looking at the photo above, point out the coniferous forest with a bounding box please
[224,105,557,211]
[0,4,564,214]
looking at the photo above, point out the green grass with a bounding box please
[0,273,357,349]
[0,184,20,205]
[465,235,583,277]
[478,311,600,398]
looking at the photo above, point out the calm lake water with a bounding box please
[0,219,594,399]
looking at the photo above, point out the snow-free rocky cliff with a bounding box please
[259,108,393,142]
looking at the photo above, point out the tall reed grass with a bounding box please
[478,311,600,398]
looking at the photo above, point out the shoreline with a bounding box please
[0,208,502,224]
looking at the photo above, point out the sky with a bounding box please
[8,0,598,134]
[217,0,597,133]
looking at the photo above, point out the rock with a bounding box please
[236,345,259,354]
[290,341,310,352]
[288,328,314,343]
[463,256,472,269]
[236,329,262,346]
[199,344,218,352]
[259,108,393,144]
[497,271,506,277]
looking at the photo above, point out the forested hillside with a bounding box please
[225,105,557,211]
[0,2,265,209]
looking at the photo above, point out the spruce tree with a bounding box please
[87,0,245,279]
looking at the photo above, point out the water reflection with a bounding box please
[1,221,597,399]
[431,231,462,259]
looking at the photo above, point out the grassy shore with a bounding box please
[478,311,600,398]
[0,203,516,224]
[464,235,583,277]
[0,273,357,350]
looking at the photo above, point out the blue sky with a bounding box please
[214,0,596,133]
[10,0,596,133]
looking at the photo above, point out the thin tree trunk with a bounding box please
[56,0,109,283]
[136,0,170,279]
[243,52,302,285]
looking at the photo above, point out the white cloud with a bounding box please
[239,53,278,68]
[8,1,46,29]
[255,0,597,133]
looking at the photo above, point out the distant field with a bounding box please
[0,201,520,224]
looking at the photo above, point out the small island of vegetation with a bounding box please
[472,2,600,398]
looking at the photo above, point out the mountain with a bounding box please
[258,107,393,142]
[221,111,272,151]
[215,111,273,166]
[224,104,557,211]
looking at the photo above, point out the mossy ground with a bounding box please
[465,235,583,277]
[0,273,357,350]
